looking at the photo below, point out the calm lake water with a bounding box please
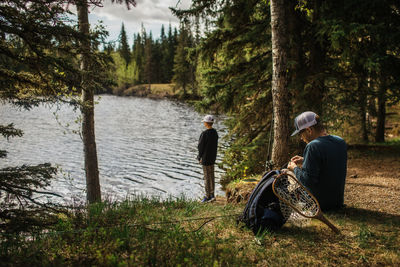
[0,95,227,204]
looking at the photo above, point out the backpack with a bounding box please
[237,170,287,235]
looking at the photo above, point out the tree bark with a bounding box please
[357,77,369,143]
[375,78,386,142]
[270,0,291,168]
[77,0,101,203]
[360,93,369,143]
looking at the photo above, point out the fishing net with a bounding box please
[274,172,340,234]
[279,201,311,227]
[274,172,319,226]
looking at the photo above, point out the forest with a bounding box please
[1,0,400,265]
[107,0,400,184]
[105,21,200,97]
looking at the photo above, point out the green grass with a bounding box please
[1,195,399,266]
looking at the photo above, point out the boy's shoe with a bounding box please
[208,197,216,202]
[209,194,216,202]
[201,196,210,203]
[201,195,216,203]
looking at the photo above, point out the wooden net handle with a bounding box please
[315,212,341,235]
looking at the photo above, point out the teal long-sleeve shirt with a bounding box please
[294,135,347,211]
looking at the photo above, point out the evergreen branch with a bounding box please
[1,183,60,213]
[0,150,7,158]
[1,182,63,198]
[0,124,23,139]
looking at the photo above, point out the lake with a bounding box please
[0,95,227,204]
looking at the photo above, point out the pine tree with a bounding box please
[132,33,144,83]
[118,23,131,68]
[159,24,169,83]
[160,24,166,43]
[76,0,102,204]
[152,39,162,83]
[166,23,176,82]
[105,42,115,54]
[0,0,88,233]
[0,124,60,233]
[75,0,137,205]
[143,32,153,91]
[172,22,191,96]
[270,0,291,168]
[171,0,286,182]
[1,0,82,105]
[317,0,400,142]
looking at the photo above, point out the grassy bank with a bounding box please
[2,197,399,266]
[2,145,400,266]
[111,83,201,101]
[120,83,176,98]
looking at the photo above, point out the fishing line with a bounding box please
[1,213,242,238]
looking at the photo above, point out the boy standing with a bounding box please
[197,115,219,203]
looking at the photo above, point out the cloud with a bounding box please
[88,0,191,43]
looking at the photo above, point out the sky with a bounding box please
[86,0,192,46]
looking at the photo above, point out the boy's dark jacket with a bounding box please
[197,128,218,166]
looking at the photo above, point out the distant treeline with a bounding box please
[106,22,200,96]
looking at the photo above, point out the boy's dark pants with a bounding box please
[202,165,215,198]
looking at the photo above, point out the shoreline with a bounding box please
[106,83,203,102]
[112,83,177,99]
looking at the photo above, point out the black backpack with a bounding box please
[237,170,287,235]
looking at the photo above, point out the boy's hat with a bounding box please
[202,115,215,123]
[291,111,317,136]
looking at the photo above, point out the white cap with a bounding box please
[202,115,215,123]
[291,111,317,136]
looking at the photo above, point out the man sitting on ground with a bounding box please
[287,111,347,211]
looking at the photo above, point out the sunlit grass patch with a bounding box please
[149,83,175,95]
[2,197,400,266]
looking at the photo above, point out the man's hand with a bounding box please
[287,161,297,171]
[291,155,304,166]
[287,155,304,171]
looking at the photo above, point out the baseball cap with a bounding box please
[202,115,215,123]
[291,111,318,136]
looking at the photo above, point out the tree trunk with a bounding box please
[77,1,101,204]
[270,0,291,168]
[358,77,369,143]
[375,79,386,142]
[360,94,368,143]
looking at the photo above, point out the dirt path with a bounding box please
[345,146,400,216]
